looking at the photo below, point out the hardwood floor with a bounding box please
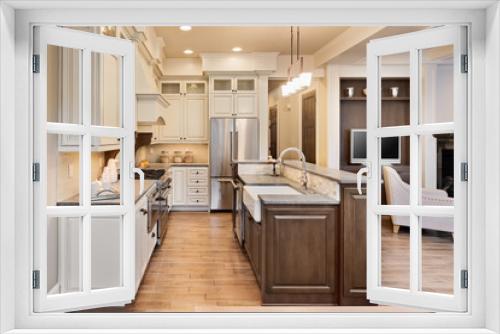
[91,212,451,312]
[381,217,454,294]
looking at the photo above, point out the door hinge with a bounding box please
[32,270,40,289]
[461,269,468,289]
[461,162,468,182]
[32,54,40,73]
[32,163,40,182]
[461,54,468,73]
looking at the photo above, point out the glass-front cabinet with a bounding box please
[209,75,257,117]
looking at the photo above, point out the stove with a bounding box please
[135,168,166,180]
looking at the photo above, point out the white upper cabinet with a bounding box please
[153,80,208,143]
[209,76,257,118]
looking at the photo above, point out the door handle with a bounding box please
[356,163,370,195]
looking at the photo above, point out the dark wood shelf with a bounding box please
[382,97,410,101]
[340,97,366,101]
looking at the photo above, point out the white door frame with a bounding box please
[1,2,497,333]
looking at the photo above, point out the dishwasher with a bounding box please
[232,178,245,247]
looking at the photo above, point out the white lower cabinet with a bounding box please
[171,166,209,209]
[134,190,157,293]
[90,187,157,296]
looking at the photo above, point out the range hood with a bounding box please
[136,94,169,127]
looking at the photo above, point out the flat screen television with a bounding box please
[350,129,401,164]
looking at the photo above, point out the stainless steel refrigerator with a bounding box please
[210,118,259,210]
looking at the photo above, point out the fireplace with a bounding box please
[434,133,454,197]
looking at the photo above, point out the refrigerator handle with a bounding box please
[233,131,239,162]
[229,130,234,163]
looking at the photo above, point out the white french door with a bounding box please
[365,26,468,311]
[33,26,136,312]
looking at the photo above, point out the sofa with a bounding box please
[382,165,454,234]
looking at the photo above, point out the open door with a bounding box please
[33,26,136,312]
[365,26,468,311]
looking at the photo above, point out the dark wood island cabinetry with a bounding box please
[240,174,371,306]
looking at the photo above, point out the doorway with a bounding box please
[268,105,278,159]
[301,91,316,163]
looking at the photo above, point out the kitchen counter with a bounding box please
[259,193,339,205]
[57,179,157,206]
[239,174,340,205]
[148,162,209,169]
[282,160,362,184]
[238,174,290,186]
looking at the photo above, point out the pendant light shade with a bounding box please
[281,27,312,97]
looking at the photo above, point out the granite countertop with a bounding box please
[259,194,339,206]
[239,173,340,206]
[282,160,363,184]
[238,174,290,186]
[148,162,209,168]
[57,179,156,206]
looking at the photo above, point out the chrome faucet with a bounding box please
[277,147,308,189]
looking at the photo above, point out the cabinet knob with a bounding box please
[140,208,148,215]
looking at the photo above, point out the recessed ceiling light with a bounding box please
[183,49,194,55]
[232,47,243,52]
[179,25,192,31]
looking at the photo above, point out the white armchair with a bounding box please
[383,166,454,234]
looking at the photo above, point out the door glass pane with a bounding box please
[379,52,410,127]
[237,79,255,91]
[47,216,82,294]
[47,134,82,206]
[379,135,410,205]
[91,52,122,127]
[47,45,81,124]
[186,82,205,94]
[419,133,454,206]
[213,79,232,91]
[380,215,410,290]
[90,138,121,205]
[162,82,181,94]
[420,45,454,124]
[420,216,454,294]
[91,216,123,289]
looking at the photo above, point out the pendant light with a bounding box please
[281,26,312,97]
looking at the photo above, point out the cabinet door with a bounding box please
[185,81,206,95]
[172,168,187,205]
[161,81,182,95]
[210,93,234,117]
[211,77,233,93]
[234,93,257,117]
[160,96,184,142]
[341,187,370,306]
[235,77,256,93]
[184,97,208,142]
[135,198,147,291]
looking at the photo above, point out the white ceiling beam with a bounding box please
[313,26,385,67]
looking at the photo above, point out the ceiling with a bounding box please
[331,26,428,64]
[154,26,350,58]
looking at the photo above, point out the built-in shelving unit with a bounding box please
[339,77,410,178]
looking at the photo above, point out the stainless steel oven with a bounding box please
[153,178,171,246]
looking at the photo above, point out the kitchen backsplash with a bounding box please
[136,144,209,163]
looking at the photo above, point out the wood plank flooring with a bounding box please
[92,212,452,312]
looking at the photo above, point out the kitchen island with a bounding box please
[238,163,370,306]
